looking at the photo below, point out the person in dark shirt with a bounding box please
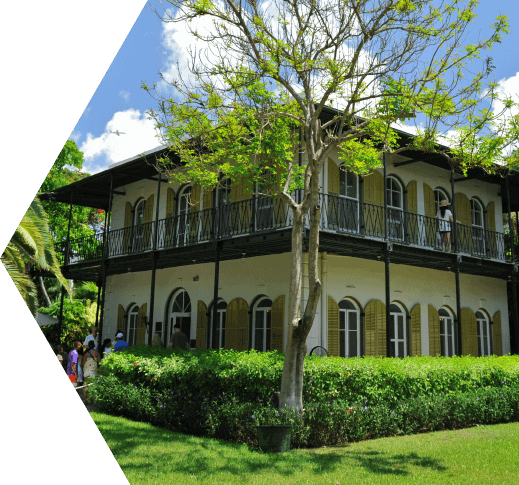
[169,325,190,350]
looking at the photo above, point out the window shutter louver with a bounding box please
[363,170,384,206]
[487,202,496,231]
[428,305,441,356]
[144,194,154,249]
[196,301,207,349]
[406,181,418,214]
[327,296,340,356]
[118,304,125,334]
[423,184,435,218]
[328,159,340,196]
[493,311,502,356]
[123,202,132,251]
[364,300,386,357]
[166,187,176,218]
[203,188,212,210]
[410,304,422,356]
[225,298,249,351]
[271,295,285,352]
[136,303,147,345]
[461,308,478,356]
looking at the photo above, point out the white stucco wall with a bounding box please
[101,251,510,356]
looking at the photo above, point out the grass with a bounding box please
[92,412,519,484]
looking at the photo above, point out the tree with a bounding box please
[2,197,71,316]
[146,0,518,413]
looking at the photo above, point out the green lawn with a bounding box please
[92,412,519,485]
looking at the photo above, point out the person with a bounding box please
[82,340,99,403]
[101,338,112,359]
[113,332,129,352]
[55,345,67,370]
[77,346,84,386]
[169,324,190,350]
[436,200,454,252]
[67,341,81,388]
[152,333,163,347]
[83,326,99,350]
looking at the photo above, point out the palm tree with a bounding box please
[1,196,70,316]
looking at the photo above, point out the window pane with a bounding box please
[398,316,404,339]
[255,329,263,352]
[340,329,345,357]
[448,335,453,357]
[347,172,357,199]
[389,317,395,339]
[349,331,358,357]
[440,318,445,335]
[389,341,396,358]
[340,170,347,197]
[340,311,345,331]
[255,311,264,330]
[349,312,357,331]
[398,341,405,358]
[440,335,446,356]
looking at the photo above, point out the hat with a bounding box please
[116,332,124,339]
[440,200,450,207]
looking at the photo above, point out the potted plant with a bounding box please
[254,405,295,453]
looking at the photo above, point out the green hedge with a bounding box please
[98,346,519,407]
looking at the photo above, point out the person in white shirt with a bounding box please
[436,200,456,252]
[83,326,98,351]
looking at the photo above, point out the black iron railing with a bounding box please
[58,194,512,266]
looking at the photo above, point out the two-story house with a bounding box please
[41,121,519,359]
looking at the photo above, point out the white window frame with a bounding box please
[386,177,404,241]
[434,188,450,215]
[127,304,139,346]
[337,167,360,233]
[339,299,361,357]
[476,310,491,356]
[177,185,192,244]
[389,303,407,358]
[252,297,272,352]
[471,198,485,255]
[439,307,456,357]
[208,299,227,349]
[168,289,192,347]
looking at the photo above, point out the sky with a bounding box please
[72,0,519,176]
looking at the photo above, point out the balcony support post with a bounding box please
[450,169,458,252]
[147,172,162,345]
[506,176,516,263]
[95,282,102,326]
[98,173,114,350]
[385,248,391,357]
[455,263,462,355]
[211,241,221,349]
[383,152,388,240]
[65,190,73,265]
[512,273,519,354]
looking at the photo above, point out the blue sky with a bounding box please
[71,1,519,175]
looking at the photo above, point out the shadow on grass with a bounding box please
[93,413,448,481]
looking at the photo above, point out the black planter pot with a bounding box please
[257,425,292,453]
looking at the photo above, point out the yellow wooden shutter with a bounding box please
[363,170,384,206]
[455,193,472,252]
[461,308,478,356]
[406,181,418,214]
[166,188,176,218]
[118,304,125,333]
[196,301,207,349]
[191,184,201,212]
[136,303,147,345]
[328,159,340,196]
[423,183,435,218]
[364,300,386,357]
[203,188,212,210]
[487,201,496,231]
[225,298,249,351]
[123,202,132,251]
[144,194,154,248]
[410,304,422,356]
[493,311,502,356]
[486,201,497,255]
[327,296,340,356]
[428,305,441,356]
[271,295,285,352]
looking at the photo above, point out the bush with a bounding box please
[90,349,519,448]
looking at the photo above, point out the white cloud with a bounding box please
[80,109,161,174]
[493,72,519,117]
[119,89,131,102]
[70,131,81,143]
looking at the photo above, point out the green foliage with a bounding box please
[91,349,519,448]
[39,298,96,348]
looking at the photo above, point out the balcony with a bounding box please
[55,194,514,267]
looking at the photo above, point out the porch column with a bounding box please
[455,263,462,355]
[383,152,388,239]
[148,172,162,345]
[450,169,458,252]
[98,174,114,349]
[211,241,221,349]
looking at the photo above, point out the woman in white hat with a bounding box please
[437,199,454,251]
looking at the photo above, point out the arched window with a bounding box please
[336,167,359,233]
[434,188,450,215]
[208,299,227,349]
[177,185,192,243]
[439,307,455,356]
[476,310,491,356]
[389,303,406,357]
[167,289,192,347]
[339,299,361,357]
[471,198,485,255]
[127,304,139,346]
[252,297,272,351]
[386,177,404,240]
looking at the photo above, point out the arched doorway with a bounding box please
[167,289,192,347]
